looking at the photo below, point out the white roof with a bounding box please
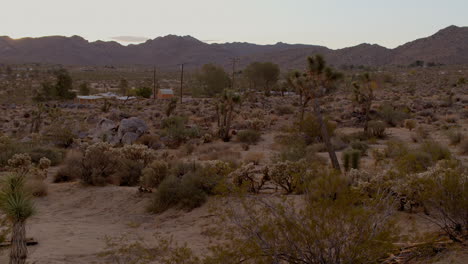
[159,89,174,95]
[77,95,102,100]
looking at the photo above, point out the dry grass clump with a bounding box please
[460,138,468,155]
[446,129,464,145]
[244,152,264,165]
[54,151,83,182]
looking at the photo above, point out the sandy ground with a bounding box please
[0,168,218,263]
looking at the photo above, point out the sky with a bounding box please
[1,0,467,49]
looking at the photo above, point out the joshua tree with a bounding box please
[216,89,241,142]
[289,55,343,171]
[0,174,35,264]
[352,73,376,133]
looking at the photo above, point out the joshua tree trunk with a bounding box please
[10,220,27,264]
[299,97,310,122]
[363,105,370,133]
[313,97,341,171]
[223,105,234,142]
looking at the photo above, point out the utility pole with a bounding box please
[153,66,157,100]
[179,63,185,103]
[230,57,239,90]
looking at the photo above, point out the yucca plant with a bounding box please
[0,174,35,264]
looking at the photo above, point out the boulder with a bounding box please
[116,117,148,144]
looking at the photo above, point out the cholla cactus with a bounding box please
[270,160,308,194]
[7,153,32,174]
[230,164,266,193]
[112,144,157,165]
[38,157,51,170]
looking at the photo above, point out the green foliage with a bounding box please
[210,170,397,264]
[162,116,200,148]
[135,87,153,98]
[237,130,261,145]
[409,160,467,242]
[148,162,230,213]
[396,151,433,174]
[244,62,280,95]
[270,160,309,194]
[216,89,241,141]
[141,161,169,188]
[34,69,76,101]
[194,64,230,96]
[0,174,35,222]
[0,136,64,167]
[420,140,451,161]
[78,82,90,95]
[343,149,361,171]
[378,103,410,127]
[297,114,336,143]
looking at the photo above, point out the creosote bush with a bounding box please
[237,129,261,145]
[208,170,398,264]
[367,120,386,138]
[148,161,232,213]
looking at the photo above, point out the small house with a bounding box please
[157,89,175,99]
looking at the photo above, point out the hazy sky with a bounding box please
[1,0,467,49]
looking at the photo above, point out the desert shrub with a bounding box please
[275,105,294,115]
[162,116,200,148]
[28,147,64,166]
[378,103,409,127]
[298,114,336,143]
[340,131,368,144]
[135,87,152,98]
[460,138,468,155]
[25,178,48,197]
[396,151,433,174]
[80,142,118,185]
[43,125,76,148]
[141,161,169,188]
[113,159,145,186]
[148,162,230,213]
[411,127,429,143]
[237,129,261,145]
[404,119,417,131]
[0,137,63,167]
[54,151,83,182]
[136,134,161,149]
[343,149,361,171]
[367,120,386,138]
[275,136,307,162]
[446,129,464,145]
[384,140,408,159]
[211,170,397,264]
[350,141,369,156]
[230,164,268,194]
[420,140,451,161]
[244,152,264,165]
[270,160,309,194]
[409,160,467,242]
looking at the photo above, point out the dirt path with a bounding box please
[0,168,218,263]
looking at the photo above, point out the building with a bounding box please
[75,92,136,104]
[157,89,175,99]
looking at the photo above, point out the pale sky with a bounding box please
[1,0,467,49]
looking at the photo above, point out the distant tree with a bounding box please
[352,73,377,133]
[54,69,75,99]
[33,69,75,101]
[195,64,231,96]
[78,83,90,96]
[135,87,152,98]
[119,79,129,96]
[244,62,280,95]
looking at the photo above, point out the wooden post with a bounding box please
[180,63,184,103]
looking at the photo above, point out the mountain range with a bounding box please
[0,25,467,69]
